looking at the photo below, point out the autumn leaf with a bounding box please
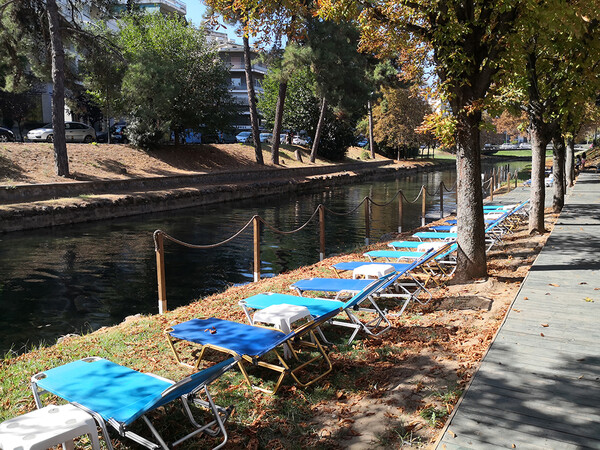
[541,323,549,327]
[549,283,559,287]
[584,297,595,302]
[449,430,457,438]
[540,333,545,337]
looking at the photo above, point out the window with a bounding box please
[231,78,242,87]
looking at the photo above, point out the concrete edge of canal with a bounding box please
[0,160,457,233]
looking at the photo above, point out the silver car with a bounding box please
[27,122,96,143]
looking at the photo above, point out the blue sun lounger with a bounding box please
[334,242,456,279]
[31,356,237,450]
[387,241,424,250]
[290,256,429,316]
[365,241,450,261]
[165,308,340,394]
[240,273,396,344]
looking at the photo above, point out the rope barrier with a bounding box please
[153,216,255,250]
[401,185,425,204]
[322,196,368,216]
[259,206,321,235]
[368,190,402,207]
[443,181,457,192]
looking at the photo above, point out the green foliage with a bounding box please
[419,406,448,427]
[318,110,355,160]
[259,65,318,132]
[372,86,431,155]
[116,13,234,148]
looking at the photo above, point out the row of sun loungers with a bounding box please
[20,200,530,449]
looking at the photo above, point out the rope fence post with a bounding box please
[364,197,371,245]
[398,191,404,233]
[514,170,518,188]
[507,171,511,192]
[319,204,325,261]
[154,231,167,314]
[421,185,427,227]
[253,215,261,282]
[439,181,444,219]
[491,173,495,201]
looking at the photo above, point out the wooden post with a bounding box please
[515,170,518,188]
[507,171,511,192]
[490,173,495,201]
[364,198,371,245]
[398,191,404,233]
[253,216,261,282]
[421,186,427,227]
[319,204,325,261]
[439,181,444,219]
[155,232,167,314]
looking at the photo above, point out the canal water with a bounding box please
[0,162,527,354]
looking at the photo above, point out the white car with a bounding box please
[235,131,252,143]
[27,122,96,143]
[292,136,309,146]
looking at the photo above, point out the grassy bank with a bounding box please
[0,205,556,448]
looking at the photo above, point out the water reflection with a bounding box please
[0,162,525,353]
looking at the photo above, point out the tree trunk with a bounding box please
[566,136,575,187]
[551,132,565,213]
[529,121,550,234]
[271,80,287,165]
[310,97,327,163]
[243,35,263,165]
[368,99,375,159]
[47,0,69,177]
[454,109,487,281]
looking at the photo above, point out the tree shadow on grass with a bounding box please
[0,154,30,184]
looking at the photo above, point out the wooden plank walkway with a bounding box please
[437,172,600,450]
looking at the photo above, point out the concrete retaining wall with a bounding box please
[0,161,391,204]
[0,162,454,233]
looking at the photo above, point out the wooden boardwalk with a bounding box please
[437,173,600,449]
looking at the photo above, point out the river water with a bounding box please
[0,161,527,354]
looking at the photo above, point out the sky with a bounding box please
[184,1,242,44]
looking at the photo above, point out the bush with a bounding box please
[317,114,355,161]
[126,117,167,149]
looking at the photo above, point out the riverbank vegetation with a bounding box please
[0,204,557,448]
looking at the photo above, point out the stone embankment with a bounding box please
[0,160,453,233]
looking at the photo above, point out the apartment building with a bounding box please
[207,30,267,131]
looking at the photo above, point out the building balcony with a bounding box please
[228,64,268,75]
[117,0,186,16]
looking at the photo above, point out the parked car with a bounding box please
[111,124,128,144]
[355,137,368,147]
[519,142,532,149]
[259,132,273,143]
[236,131,252,143]
[27,122,96,143]
[292,135,309,146]
[0,126,15,142]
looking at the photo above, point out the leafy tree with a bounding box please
[315,0,525,281]
[259,65,352,160]
[116,13,234,148]
[492,111,528,144]
[0,0,116,176]
[78,23,126,143]
[496,0,600,227]
[259,64,319,132]
[372,85,431,159]
[303,19,370,162]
